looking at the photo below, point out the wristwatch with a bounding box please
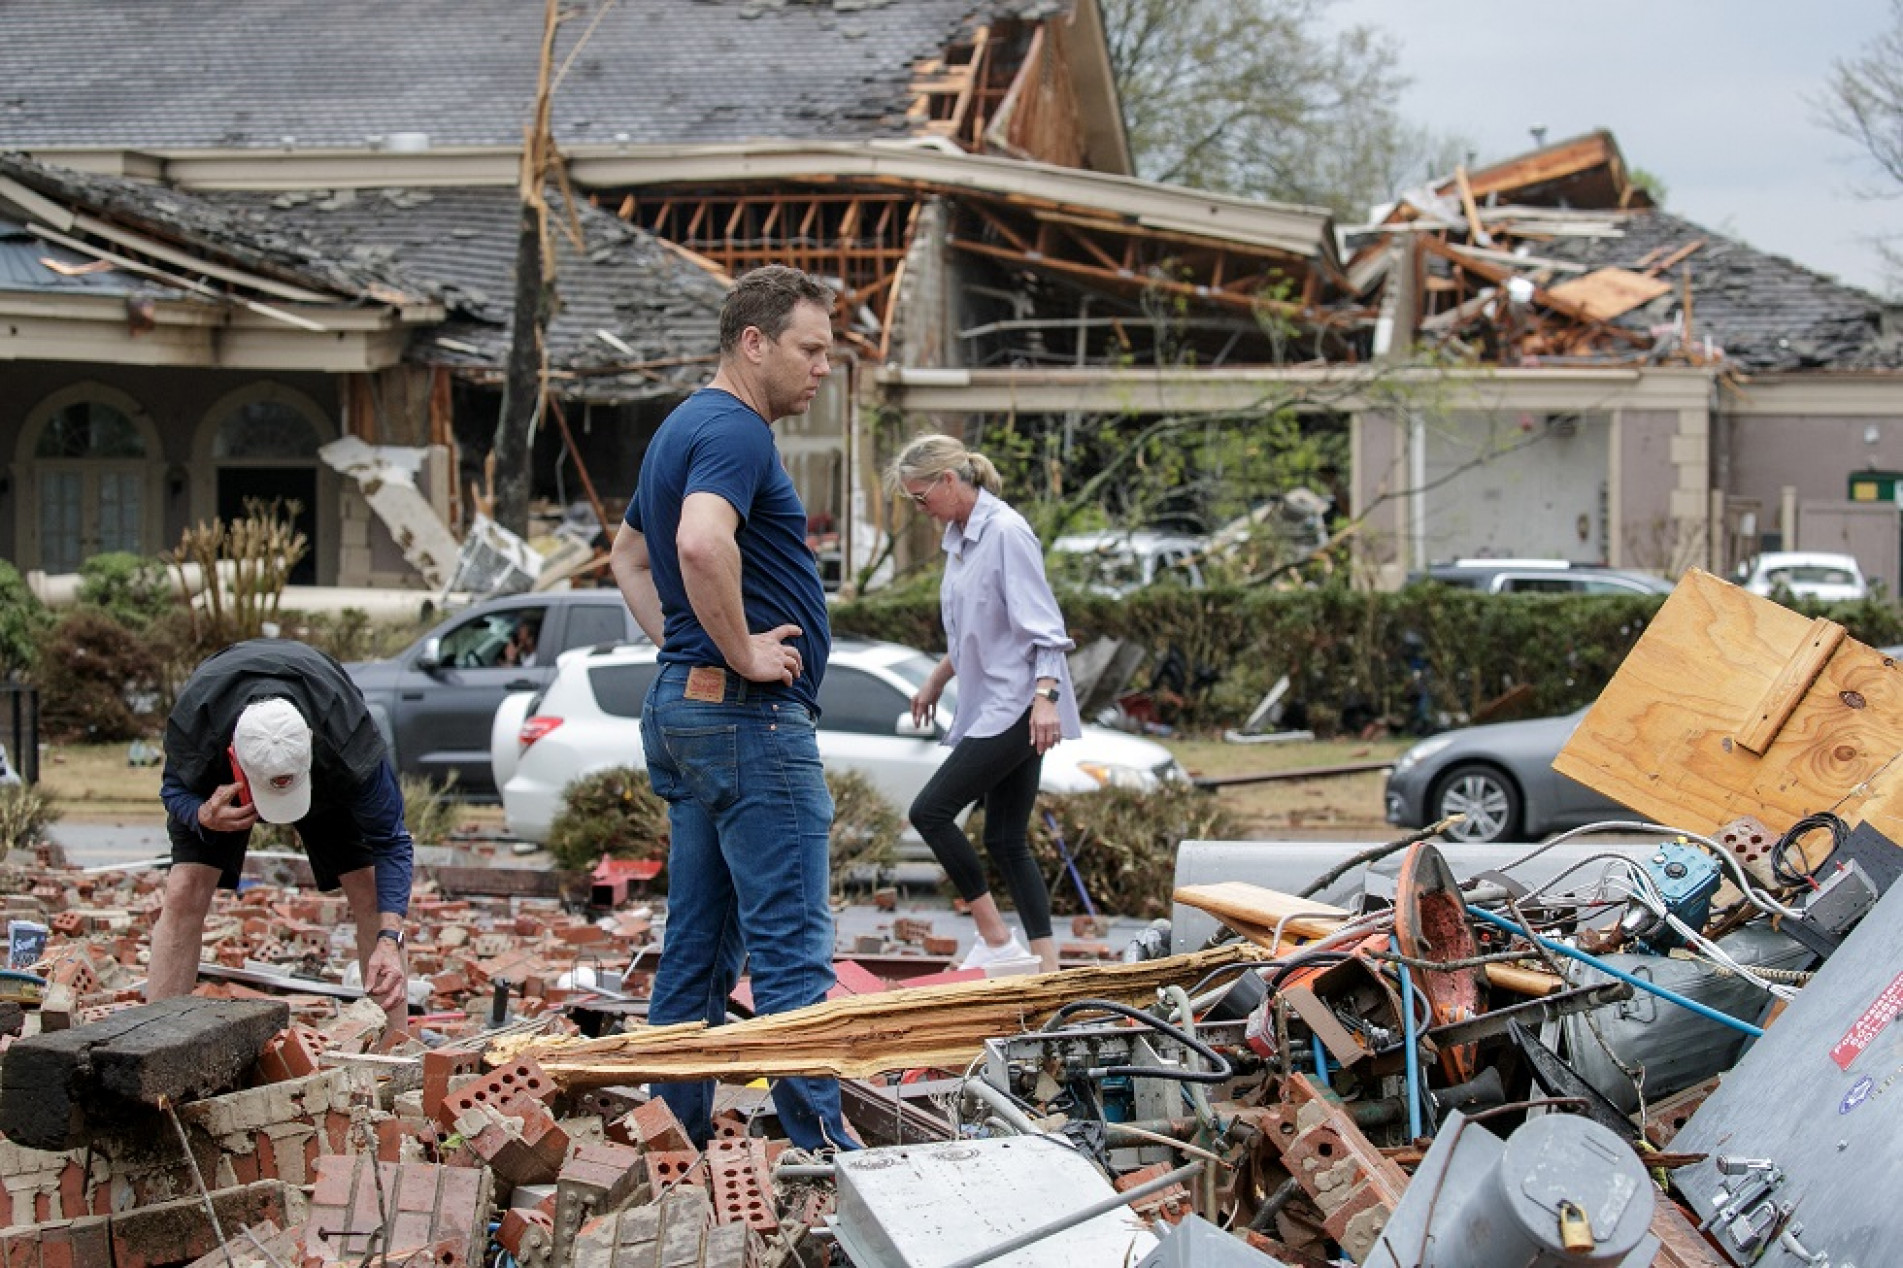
[1034,685,1060,703]
[375,928,405,949]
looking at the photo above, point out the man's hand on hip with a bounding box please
[737,624,804,685]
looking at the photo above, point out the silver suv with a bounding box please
[1417,559,1674,597]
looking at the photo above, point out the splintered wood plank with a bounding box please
[494,948,1264,1085]
[1553,568,1903,836]
[1545,267,1673,321]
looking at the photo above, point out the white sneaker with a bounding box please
[960,934,1039,974]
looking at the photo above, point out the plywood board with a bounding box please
[1545,267,1672,321]
[1553,568,1903,836]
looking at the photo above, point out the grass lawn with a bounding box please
[32,730,1412,840]
[1163,731,1411,838]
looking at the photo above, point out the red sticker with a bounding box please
[1831,968,1903,1071]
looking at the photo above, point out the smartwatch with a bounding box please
[1034,685,1060,703]
[376,928,405,949]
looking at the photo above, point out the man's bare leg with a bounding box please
[337,866,407,1037]
[146,863,221,1000]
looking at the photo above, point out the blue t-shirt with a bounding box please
[626,388,830,712]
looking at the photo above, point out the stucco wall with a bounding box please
[1419,411,1611,563]
[1616,410,1682,572]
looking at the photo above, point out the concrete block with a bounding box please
[0,997,288,1149]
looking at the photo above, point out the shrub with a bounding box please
[400,772,459,846]
[35,608,164,743]
[0,784,59,860]
[0,561,50,678]
[78,553,177,629]
[1023,781,1240,920]
[546,766,670,871]
[826,769,902,884]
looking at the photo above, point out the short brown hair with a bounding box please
[719,265,836,354]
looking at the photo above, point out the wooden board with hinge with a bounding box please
[1552,568,1903,837]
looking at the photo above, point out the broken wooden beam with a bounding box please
[493,948,1263,1085]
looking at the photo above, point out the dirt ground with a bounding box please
[35,734,1409,838]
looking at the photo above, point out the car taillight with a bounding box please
[518,716,563,748]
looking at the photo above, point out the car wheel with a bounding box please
[1432,763,1522,844]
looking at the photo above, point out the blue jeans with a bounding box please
[640,665,852,1151]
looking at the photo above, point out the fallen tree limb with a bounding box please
[491,946,1265,1085]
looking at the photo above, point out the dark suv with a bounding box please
[345,590,644,797]
[1416,560,1674,597]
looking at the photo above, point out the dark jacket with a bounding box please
[164,639,388,797]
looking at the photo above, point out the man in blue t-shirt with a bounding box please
[610,265,854,1152]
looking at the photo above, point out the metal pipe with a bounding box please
[962,1077,1045,1138]
[1466,905,1764,1038]
[1393,935,1425,1140]
[771,1163,836,1180]
[940,1160,1206,1268]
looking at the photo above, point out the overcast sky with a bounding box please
[1328,0,1898,297]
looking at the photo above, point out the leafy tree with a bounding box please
[1102,0,1440,216]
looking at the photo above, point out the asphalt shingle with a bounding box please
[0,0,1051,152]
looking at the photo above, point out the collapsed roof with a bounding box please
[212,186,730,401]
[1348,130,1903,374]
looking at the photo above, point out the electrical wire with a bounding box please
[1771,812,1847,888]
[1041,999,1234,1084]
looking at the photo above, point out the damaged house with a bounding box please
[0,5,1898,595]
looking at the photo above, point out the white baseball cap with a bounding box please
[232,698,313,824]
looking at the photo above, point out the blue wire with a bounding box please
[1392,935,1425,1140]
[0,970,46,986]
[1310,1032,1328,1082]
[1466,905,1764,1038]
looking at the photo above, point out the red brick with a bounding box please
[644,1148,706,1190]
[422,1048,484,1123]
[456,1099,569,1188]
[256,1024,325,1083]
[921,936,959,958]
[706,1137,778,1234]
[304,1156,491,1266]
[496,1207,554,1258]
[619,1096,694,1154]
[892,917,934,944]
[559,1140,645,1206]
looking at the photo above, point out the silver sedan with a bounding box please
[1382,707,1634,844]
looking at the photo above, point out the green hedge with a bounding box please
[832,586,1903,733]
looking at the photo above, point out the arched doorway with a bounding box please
[198,385,332,587]
[14,385,162,573]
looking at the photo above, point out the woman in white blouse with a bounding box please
[886,434,1082,974]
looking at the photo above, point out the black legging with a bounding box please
[908,706,1052,942]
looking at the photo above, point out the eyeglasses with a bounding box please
[905,473,945,506]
